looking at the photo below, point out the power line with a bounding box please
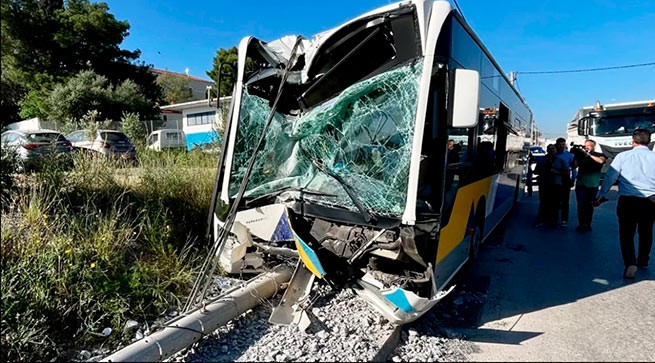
[517,61,655,75]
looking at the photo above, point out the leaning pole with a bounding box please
[102,264,293,362]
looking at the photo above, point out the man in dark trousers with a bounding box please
[571,139,606,232]
[555,137,576,227]
[595,129,655,279]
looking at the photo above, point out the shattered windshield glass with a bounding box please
[229,59,423,217]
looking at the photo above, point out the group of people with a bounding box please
[533,137,583,229]
[532,129,655,279]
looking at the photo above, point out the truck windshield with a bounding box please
[228,60,423,217]
[592,114,655,136]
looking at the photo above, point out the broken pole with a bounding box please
[102,264,293,362]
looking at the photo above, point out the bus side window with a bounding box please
[477,140,496,174]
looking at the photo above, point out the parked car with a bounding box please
[523,145,546,196]
[66,129,137,163]
[146,129,186,151]
[1,129,73,171]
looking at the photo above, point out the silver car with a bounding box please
[66,129,137,162]
[1,129,73,171]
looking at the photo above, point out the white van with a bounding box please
[146,129,186,151]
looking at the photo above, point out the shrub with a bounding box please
[121,111,147,148]
[0,147,19,208]
[1,149,214,361]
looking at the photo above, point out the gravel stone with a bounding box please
[162,278,474,362]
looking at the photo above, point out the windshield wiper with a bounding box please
[310,159,376,224]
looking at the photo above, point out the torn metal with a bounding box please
[214,0,454,325]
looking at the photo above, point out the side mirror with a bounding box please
[450,69,480,128]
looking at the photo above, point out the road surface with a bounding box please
[445,186,655,362]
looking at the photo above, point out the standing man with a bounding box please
[571,140,606,232]
[595,129,655,279]
[534,144,563,227]
[555,137,576,227]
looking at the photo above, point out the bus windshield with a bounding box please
[591,114,655,136]
[229,60,423,217]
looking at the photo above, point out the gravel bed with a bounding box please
[74,274,476,362]
[168,279,474,362]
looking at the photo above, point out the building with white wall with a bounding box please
[151,68,214,102]
[160,97,231,150]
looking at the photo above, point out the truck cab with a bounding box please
[569,100,655,173]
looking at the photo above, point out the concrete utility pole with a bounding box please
[509,71,517,86]
[102,265,293,362]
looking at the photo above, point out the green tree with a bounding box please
[0,0,162,126]
[44,70,155,126]
[157,73,193,104]
[1,73,26,124]
[1,0,66,88]
[207,47,238,97]
[111,78,155,118]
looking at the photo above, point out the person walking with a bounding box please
[555,137,576,227]
[595,129,655,279]
[571,140,606,232]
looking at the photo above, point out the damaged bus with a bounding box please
[207,0,532,326]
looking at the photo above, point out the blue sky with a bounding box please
[107,0,655,139]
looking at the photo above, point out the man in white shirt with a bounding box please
[596,129,655,279]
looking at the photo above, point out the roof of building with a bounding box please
[160,96,232,111]
[151,68,213,83]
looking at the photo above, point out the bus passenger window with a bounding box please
[469,140,495,176]
[447,139,461,164]
[478,141,495,170]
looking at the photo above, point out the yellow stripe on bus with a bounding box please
[436,176,493,263]
[294,238,325,278]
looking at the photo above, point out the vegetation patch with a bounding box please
[1,149,219,361]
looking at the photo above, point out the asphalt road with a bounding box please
[446,186,655,362]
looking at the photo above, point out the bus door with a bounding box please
[480,103,520,237]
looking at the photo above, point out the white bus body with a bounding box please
[207,0,532,325]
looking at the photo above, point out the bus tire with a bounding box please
[469,224,483,260]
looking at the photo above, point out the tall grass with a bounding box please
[1,149,219,361]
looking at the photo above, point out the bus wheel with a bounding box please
[469,225,483,260]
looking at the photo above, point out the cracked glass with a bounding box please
[229,59,424,217]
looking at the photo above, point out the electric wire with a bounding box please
[452,2,652,76]
[183,37,304,313]
[517,61,655,75]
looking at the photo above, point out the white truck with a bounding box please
[6,117,59,131]
[567,100,655,174]
[146,129,187,151]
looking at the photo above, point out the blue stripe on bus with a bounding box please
[382,289,414,313]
